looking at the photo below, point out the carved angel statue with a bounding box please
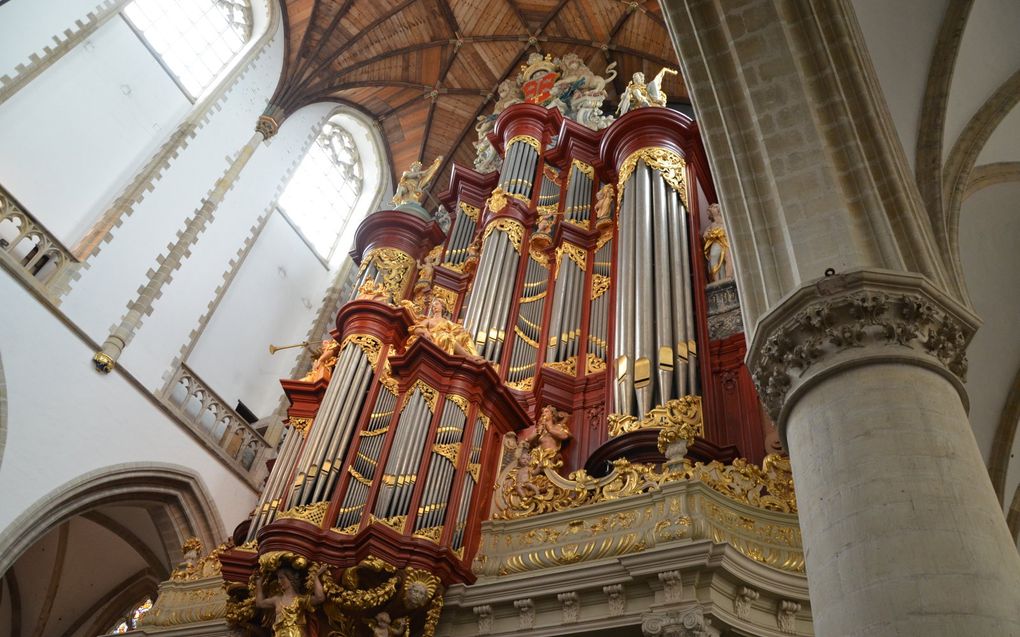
[526,405,572,456]
[617,67,678,115]
[412,245,443,300]
[301,339,340,383]
[254,564,325,637]
[392,156,443,206]
[403,296,482,361]
[702,203,731,282]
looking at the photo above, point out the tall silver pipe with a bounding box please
[471,233,504,350]
[634,164,655,417]
[395,403,432,517]
[666,193,689,396]
[290,345,359,505]
[464,232,500,336]
[397,392,434,516]
[614,179,635,416]
[312,358,377,502]
[303,354,373,504]
[562,264,581,360]
[384,395,421,518]
[678,196,697,392]
[651,173,674,406]
[477,235,512,358]
[374,393,420,517]
[486,247,521,362]
[546,263,566,361]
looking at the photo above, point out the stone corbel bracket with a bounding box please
[748,269,979,445]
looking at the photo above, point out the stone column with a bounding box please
[92,115,278,373]
[661,0,1020,634]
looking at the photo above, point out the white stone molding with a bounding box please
[776,600,800,634]
[733,586,758,620]
[514,598,535,630]
[473,604,493,635]
[642,605,712,637]
[0,0,129,107]
[558,591,579,623]
[603,584,625,617]
[0,184,77,300]
[658,570,683,603]
[162,364,270,480]
[747,269,978,438]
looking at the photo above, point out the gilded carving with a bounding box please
[276,501,330,526]
[609,396,704,439]
[288,417,312,438]
[403,296,481,361]
[482,216,524,253]
[486,186,509,213]
[362,248,416,302]
[342,334,383,367]
[459,201,480,221]
[392,156,442,206]
[617,147,688,208]
[507,134,541,153]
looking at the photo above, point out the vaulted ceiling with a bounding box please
[272,0,686,190]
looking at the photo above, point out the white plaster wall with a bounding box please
[959,182,1020,508]
[61,31,285,345]
[850,0,947,174]
[0,0,114,79]
[0,17,190,245]
[0,272,257,541]
[120,101,333,391]
[187,212,334,419]
[944,0,1020,163]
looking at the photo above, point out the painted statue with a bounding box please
[404,296,481,360]
[254,565,325,637]
[392,156,442,206]
[702,203,731,282]
[302,339,340,383]
[594,183,615,231]
[618,67,678,115]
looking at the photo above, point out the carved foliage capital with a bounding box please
[748,272,976,424]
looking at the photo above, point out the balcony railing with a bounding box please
[0,185,76,297]
[163,364,272,480]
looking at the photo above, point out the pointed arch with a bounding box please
[0,463,224,578]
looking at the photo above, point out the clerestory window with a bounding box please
[277,117,366,263]
[123,0,253,98]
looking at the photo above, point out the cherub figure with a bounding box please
[368,611,407,637]
[254,564,325,637]
[392,156,443,206]
[512,441,541,500]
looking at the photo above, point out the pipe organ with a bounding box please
[219,63,771,637]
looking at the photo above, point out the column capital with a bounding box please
[641,605,713,637]
[747,269,979,442]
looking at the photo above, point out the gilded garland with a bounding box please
[616,146,688,208]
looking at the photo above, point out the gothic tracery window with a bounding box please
[277,118,365,262]
[110,597,154,633]
[123,0,253,98]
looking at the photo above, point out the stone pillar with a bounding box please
[92,117,278,373]
[661,0,1020,634]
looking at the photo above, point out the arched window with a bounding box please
[278,117,366,262]
[110,597,154,633]
[123,0,253,98]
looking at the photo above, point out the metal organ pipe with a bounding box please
[634,163,655,417]
[287,344,359,507]
[612,158,700,419]
[651,173,674,406]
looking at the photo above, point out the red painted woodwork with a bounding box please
[490,103,562,156]
[545,117,602,169]
[348,209,446,265]
[596,107,696,184]
[438,164,499,210]
[705,333,768,464]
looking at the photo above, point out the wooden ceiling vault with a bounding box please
[271,0,686,196]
